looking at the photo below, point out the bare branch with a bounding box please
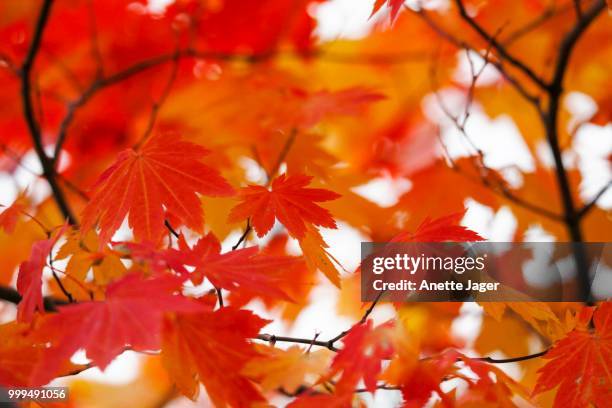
[19,0,78,224]
[577,180,611,219]
[542,0,605,305]
[453,0,548,89]
[573,0,583,18]
[414,8,543,111]
[268,128,298,181]
[428,50,562,222]
[232,220,252,250]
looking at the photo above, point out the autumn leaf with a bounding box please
[396,349,459,408]
[16,224,67,322]
[55,228,126,299]
[228,234,316,321]
[81,133,235,244]
[228,174,340,239]
[28,273,202,385]
[371,0,405,22]
[297,88,386,128]
[0,321,84,387]
[68,357,173,408]
[0,192,27,234]
[533,302,612,408]
[116,240,187,275]
[176,232,298,300]
[329,319,395,394]
[396,350,528,407]
[162,305,269,406]
[299,225,343,287]
[288,393,354,408]
[242,345,333,393]
[392,211,485,242]
[0,0,611,404]
[480,302,562,340]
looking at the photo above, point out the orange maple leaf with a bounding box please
[242,345,332,393]
[533,302,612,408]
[228,174,340,239]
[0,193,27,234]
[81,133,234,244]
[162,305,269,406]
[0,321,84,387]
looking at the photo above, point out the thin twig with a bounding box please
[232,219,252,250]
[268,128,298,182]
[164,220,180,238]
[573,0,583,18]
[453,0,548,89]
[327,290,385,345]
[134,48,181,149]
[49,251,74,303]
[414,8,543,111]
[475,350,548,363]
[576,181,611,219]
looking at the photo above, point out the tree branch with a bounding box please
[414,8,543,111]
[577,180,611,219]
[543,0,605,304]
[20,0,77,225]
[0,283,552,368]
[453,0,548,89]
[0,285,68,312]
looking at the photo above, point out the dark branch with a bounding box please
[475,349,548,364]
[0,285,68,312]
[268,128,297,181]
[232,219,252,250]
[414,8,543,110]
[453,0,548,89]
[577,181,611,219]
[543,0,604,305]
[549,0,605,93]
[164,220,180,238]
[20,0,77,224]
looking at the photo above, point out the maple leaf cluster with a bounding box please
[0,0,611,407]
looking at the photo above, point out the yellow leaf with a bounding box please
[299,226,342,287]
[243,345,332,393]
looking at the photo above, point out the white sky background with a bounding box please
[1,0,611,407]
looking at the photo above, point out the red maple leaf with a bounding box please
[392,211,484,242]
[228,174,340,239]
[29,273,202,385]
[534,302,612,408]
[296,87,386,128]
[16,225,67,322]
[371,0,405,22]
[81,133,235,244]
[178,233,298,300]
[330,319,395,394]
